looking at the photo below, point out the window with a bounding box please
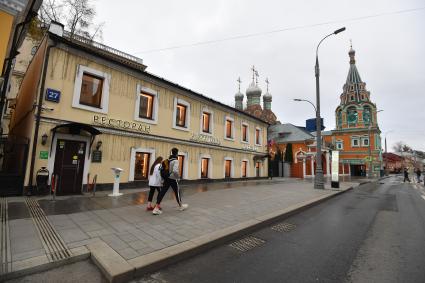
[224,116,235,141]
[336,141,343,150]
[255,128,261,145]
[241,161,248,178]
[201,158,209,178]
[363,106,371,124]
[242,123,248,142]
[72,65,110,113]
[202,112,211,133]
[226,119,233,139]
[134,152,150,180]
[351,137,360,147]
[80,73,103,108]
[362,137,370,147]
[173,98,191,131]
[178,155,185,179]
[176,104,187,127]
[134,85,159,124]
[225,160,232,178]
[139,92,154,119]
[347,107,358,125]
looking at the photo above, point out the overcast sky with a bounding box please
[94,0,425,151]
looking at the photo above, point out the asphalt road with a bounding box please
[136,176,425,283]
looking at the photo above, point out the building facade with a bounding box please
[324,47,382,176]
[7,23,269,194]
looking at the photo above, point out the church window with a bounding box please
[351,137,360,147]
[347,107,358,125]
[336,141,343,150]
[363,106,372,124]
[337,110,343,126]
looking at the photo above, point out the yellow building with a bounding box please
[8,23,269,194]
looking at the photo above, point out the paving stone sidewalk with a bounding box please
[2,178,363,281]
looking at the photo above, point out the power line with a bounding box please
[133,6,425,55]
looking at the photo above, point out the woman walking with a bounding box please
[146,156,163,211]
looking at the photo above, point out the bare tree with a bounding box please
[392,141,404,152]
[39,0,103,40]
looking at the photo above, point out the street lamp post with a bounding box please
[313,27,345,189]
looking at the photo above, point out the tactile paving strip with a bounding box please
[0,197,11,275]
[25,197,71,262]
[229,236,266,252]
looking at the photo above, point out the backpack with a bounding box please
[160,159,170,179]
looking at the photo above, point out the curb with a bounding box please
[92,185,356,283]
[1,246,90,282]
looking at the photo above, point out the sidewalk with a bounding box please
[1,178,366,282]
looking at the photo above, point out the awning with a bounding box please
[50,123,101,157]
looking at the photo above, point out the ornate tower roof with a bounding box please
[234,77,244,110]
[263,78,272,110]
[246,66,262,108]
[335,45,379,131]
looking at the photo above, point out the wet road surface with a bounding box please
[136,176,425,283]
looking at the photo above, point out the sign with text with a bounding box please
[190,133,220,145]
[331,151,340,188]
[39,151,48,159]
[93,115,150,134]
[242,144,259,152]
[45,88,61,103]
[92,150,102,162]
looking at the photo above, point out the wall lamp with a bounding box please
[96,140,103,150]
[41,133,48,145]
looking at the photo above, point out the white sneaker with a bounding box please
[179,204,188,211]
[152,207,162,215]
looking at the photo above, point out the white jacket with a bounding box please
[148,164,163,187]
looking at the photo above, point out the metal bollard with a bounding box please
[53,174,58,201]
[92,175,97,197]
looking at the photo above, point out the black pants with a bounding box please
[404,176,410,182]
[156,179,181,206]
[148,186,161,202]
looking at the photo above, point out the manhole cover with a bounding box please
[271,222,296,232]
[229,236,266,252]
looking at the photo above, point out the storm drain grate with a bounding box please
[271,222,296,233]
[25,198,71,262]
[0,197,11,275]
[229,236,265,252]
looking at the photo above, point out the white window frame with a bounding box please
[223,157,234,178]
[241,122,249,144]
[361,136,370,147]
[198,154,212,179]
[199,106,214,136]
[177,152,189,180]
[255,127,262,146]
[129,147,155,182]
[173,97,191,131]
[241,158,250,178]
[351,136,360,147]
[224,116,235,141]
[134,85,159,124]
[336,140,344,150]
[255,161,263,177]
[72,65,111,114]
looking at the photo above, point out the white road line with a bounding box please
[422,195,425,201]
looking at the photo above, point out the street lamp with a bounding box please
[314,27,346,189]
[293,98,317,112]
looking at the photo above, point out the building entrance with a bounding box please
[350,164,366,177]
[53,139,86,194]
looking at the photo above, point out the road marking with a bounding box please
[422,196,425,201]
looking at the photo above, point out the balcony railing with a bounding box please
[63,31,144,65]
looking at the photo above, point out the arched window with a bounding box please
[347,107,358,125]
[337,110,343,126]
[363,106,372,124]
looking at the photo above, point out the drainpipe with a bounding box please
[27,37,57,192]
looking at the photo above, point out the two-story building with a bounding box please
[6,22,269,195]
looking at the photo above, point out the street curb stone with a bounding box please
[1,246,90,282]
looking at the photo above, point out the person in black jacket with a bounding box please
[403,168,410,183]
[153,148,188,215]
